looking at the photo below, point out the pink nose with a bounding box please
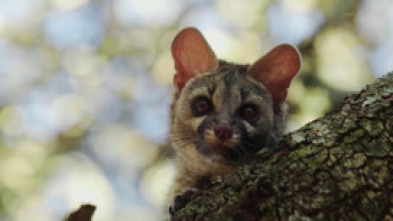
[214,124,233,140]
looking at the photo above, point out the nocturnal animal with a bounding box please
[167,27,301,217]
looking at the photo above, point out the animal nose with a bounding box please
[214,124,233,140]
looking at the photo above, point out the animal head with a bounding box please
[170,27,301,165]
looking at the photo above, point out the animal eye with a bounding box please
[239,104,258,122]
[191,96,212,117]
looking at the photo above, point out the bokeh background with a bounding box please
[0,0,392,220]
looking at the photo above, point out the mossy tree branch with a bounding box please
[172,72,393,220]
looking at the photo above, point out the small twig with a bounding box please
[66,204,96,221]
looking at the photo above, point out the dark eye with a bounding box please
[191,96,212,117]
[239,104,258,122]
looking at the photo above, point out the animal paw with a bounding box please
[169,188,199,218]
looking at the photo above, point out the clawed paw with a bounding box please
[169,188,199,218]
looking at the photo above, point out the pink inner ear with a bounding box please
[171,27,218,91]
[248,44,301,105]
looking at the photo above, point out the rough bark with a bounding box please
[172,72,393,221]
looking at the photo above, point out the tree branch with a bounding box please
[65,204,96,221]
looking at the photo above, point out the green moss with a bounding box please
[343,136,354,144]
[353,129,365,137]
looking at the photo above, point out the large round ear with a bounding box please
[248,44,301,106]
[171,27,218,91]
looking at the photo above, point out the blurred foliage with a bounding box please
[0,0,391,220]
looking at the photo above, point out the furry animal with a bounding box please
[167,27,301,216]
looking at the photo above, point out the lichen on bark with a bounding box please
[172,72,393,221]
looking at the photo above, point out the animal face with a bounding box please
[171,61,275,165]
[170,27,301,166]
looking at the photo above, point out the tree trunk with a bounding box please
[172,72,393,221]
